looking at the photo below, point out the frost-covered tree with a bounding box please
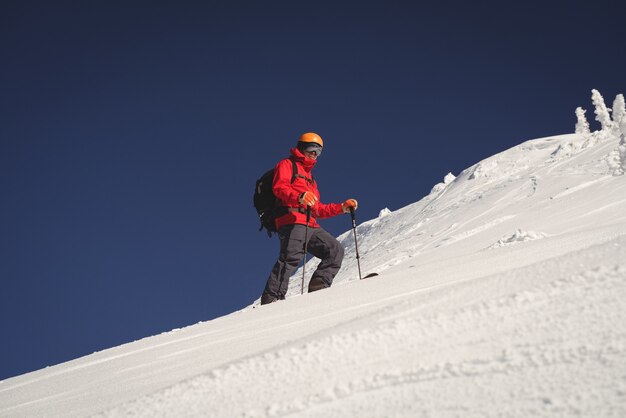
[612,94,626,137]
[604,94,626,175]
[575,107,590,135]
[591,89,615,132]
[613,94,626,124]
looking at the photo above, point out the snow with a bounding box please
[378,207,392,218]
[486,228,548,249]
[2,121,626,416]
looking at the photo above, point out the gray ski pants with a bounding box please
[262,224,344,300]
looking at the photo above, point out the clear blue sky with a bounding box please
[1,0,624,380]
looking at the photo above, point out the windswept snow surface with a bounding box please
[2,132,626,417]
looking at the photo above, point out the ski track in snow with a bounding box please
[550,177,610,199]
[437,215,517,248]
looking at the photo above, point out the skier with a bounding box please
[260,132,358,305]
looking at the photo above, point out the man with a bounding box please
[261,132,358,305]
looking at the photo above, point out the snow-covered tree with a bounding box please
[612,94,626,138]
[575,107,590,135]
[604,94,626,175]
[613,94,626,124]
[591,89,615,132]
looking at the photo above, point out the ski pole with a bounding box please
[350,208,363,280]
[301,207,312,294]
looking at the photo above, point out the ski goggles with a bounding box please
[300,143,323,157]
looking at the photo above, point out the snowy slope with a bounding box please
[2,126,626,417]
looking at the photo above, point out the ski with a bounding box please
[362,273,379,279]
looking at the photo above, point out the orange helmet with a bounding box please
[299,132,323,147]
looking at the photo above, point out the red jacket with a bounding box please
[273,148,343,229]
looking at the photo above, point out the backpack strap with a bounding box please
[290,158,298,183]
[289,157,314,185]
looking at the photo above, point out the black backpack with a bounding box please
[254,158,299,236]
